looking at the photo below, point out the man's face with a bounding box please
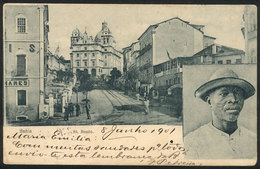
[207,86,245,122]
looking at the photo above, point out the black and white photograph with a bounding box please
[3,3,257,166]
[183,65,257,160]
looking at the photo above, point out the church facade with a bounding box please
[70,22,123,77]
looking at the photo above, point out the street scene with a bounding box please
[14,88,181,126]
[4,4,256,126]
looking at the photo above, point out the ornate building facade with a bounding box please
[70,22,123,77]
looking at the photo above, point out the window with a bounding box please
[84,61,87,66]
[17,17,26,33]
[226,60,231,64]
[236,59,242,64]
[77,61,80,66]
[251,57,257,63]
[77,53,79,57]
[17,55,26,76]
[92,53,95,57]
[84,47,87,50]
[84,53,87,57]
[9,44,12,52]
[218,60,223,64]
[92,61,95,66]
[166,80,168,86]
[17,90,26,105]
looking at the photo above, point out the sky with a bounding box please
[48,4,245,59]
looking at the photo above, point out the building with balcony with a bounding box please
[4,4,49,122]
[153,44,244,97]
[70,22,123,77]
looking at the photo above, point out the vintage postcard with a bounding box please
[3,4,257,166]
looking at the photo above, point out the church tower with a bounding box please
[71,28,81,46]
[95,21,115,46]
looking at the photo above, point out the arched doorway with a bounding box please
[91,68,96,77]
[84,69,89,74]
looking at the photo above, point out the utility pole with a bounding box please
[75,81,80,104]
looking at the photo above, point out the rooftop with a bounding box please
[137,17,205,40]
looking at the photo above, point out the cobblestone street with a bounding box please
[12,89,182,126]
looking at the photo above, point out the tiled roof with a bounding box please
[193,44,244,57]
[203,34,216,39]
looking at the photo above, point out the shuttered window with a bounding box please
[17,90,26,105]
[17,55,26,76]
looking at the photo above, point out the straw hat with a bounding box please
[195,68,255,101]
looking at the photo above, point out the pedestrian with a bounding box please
[68,103,74,117]
[85,100,91,119]
[144,91,147,98]
[76,104,80,116]
[143,97,150,115]
[64,105,69,121]
[136,93,140,101]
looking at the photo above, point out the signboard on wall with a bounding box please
[5,80,30,87]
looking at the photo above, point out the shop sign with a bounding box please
[5,80,29,87]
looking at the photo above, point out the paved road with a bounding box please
[82,89,181,125]
[12,89,181,126]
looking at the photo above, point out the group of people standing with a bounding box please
[64,99,91,121]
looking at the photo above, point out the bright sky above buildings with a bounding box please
[48,4,245,59]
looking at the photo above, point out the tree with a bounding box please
[54,69,74,84]
[76,70,94,92]
[125,68,141,92]
[110,67,121,79]
[110,67,121,85]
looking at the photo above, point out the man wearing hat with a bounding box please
[184,68,256,159]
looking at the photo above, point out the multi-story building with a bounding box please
[154,57,193,94]
[135,17,211,92]
[154,44,244,96]
[46,51,67,94]
[241,5,257,63]
[4,5,49,122]
[192,44,244,65]
[122,41,140,73]
[70,22,123,77]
